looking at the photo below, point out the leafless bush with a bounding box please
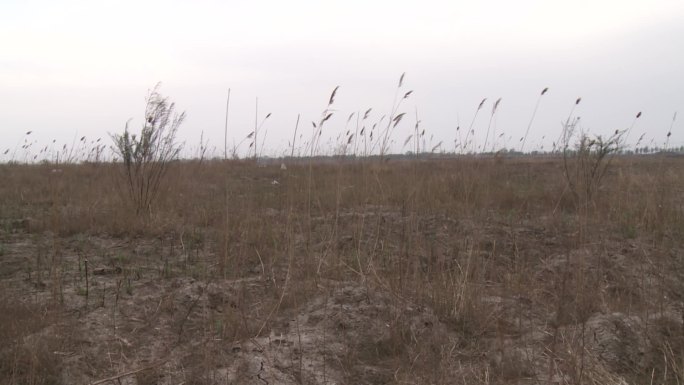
[561,114,623,207]
[111,83,185,215]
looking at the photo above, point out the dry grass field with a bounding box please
[1,154,683,384]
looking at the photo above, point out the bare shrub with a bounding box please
[110,83,185,215]
[561,116,623,207]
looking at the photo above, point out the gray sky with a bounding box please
[1,0,683,160]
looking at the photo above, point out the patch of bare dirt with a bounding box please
[1,214,683,384]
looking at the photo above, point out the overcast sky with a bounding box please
[1,0,683,160]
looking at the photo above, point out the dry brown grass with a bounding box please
[0,154,683,384]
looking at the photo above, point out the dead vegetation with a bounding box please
[0,154,683,384]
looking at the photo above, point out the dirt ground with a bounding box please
[1,159,683,384]
[1,219,682,384]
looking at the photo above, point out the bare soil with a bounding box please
[1,159,683,384]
